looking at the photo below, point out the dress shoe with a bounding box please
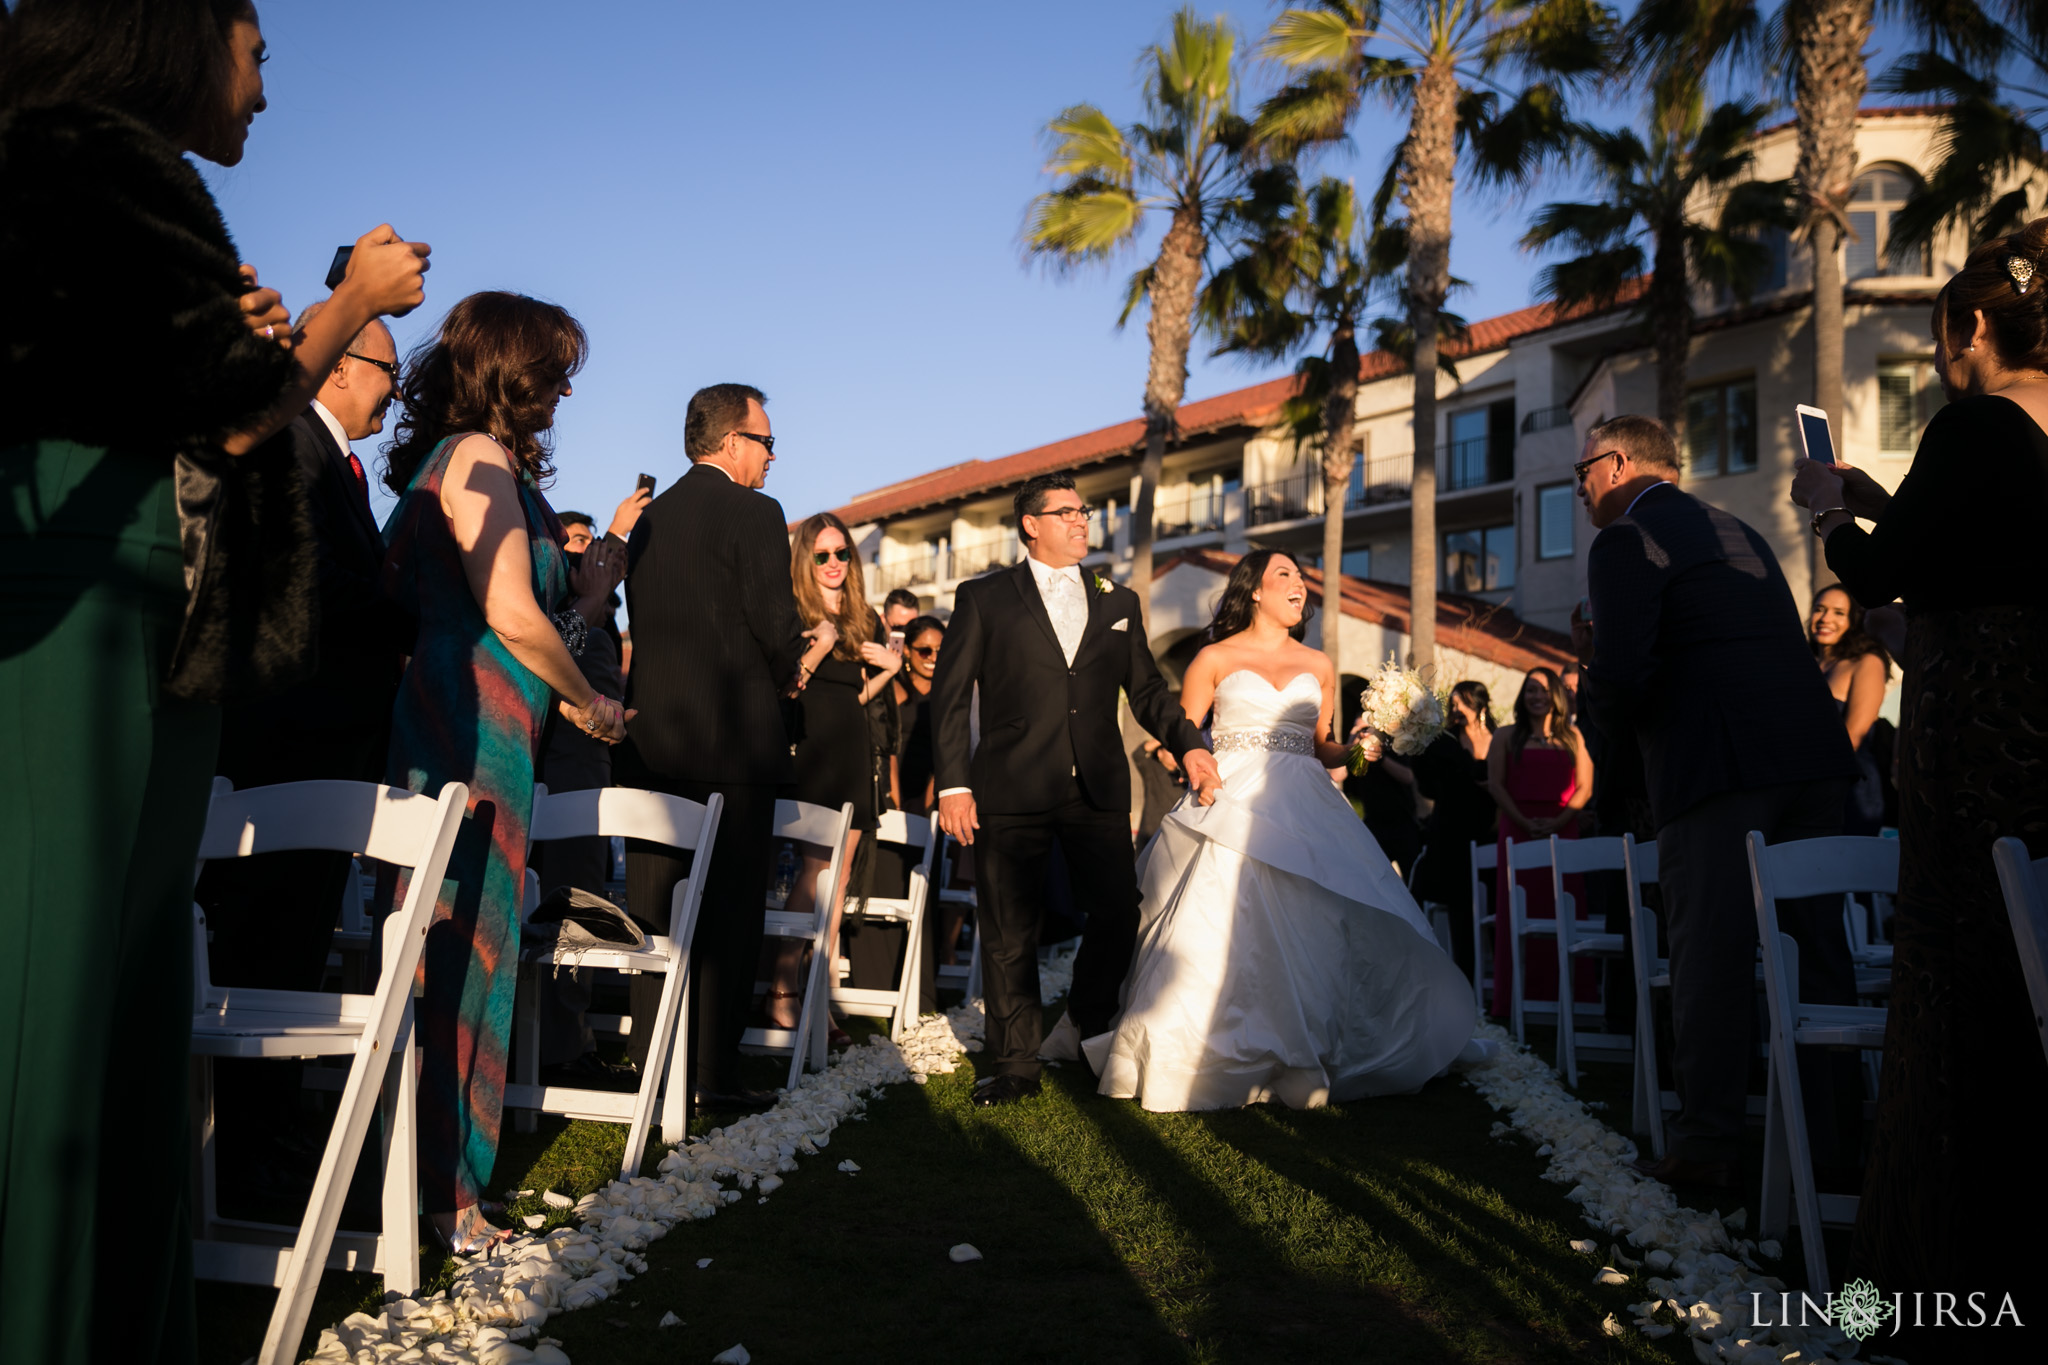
[1631,1152,1740,1190]
[693,1088,778,1114]
[971,1074,1041,1107]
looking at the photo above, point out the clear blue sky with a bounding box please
[204,2,1928,528]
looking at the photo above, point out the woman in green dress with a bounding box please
[0,3,427,1359]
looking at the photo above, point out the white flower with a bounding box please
[949,1243,983,1263]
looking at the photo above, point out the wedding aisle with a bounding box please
[195,1005,1751,1365]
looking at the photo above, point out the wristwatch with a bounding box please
[1811,507,1848,537]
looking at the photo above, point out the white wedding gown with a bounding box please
[1082,671,1475,1111]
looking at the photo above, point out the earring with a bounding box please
[1254,595,1262,602]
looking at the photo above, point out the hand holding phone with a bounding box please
[888,629,906,654]
[637,473,657,495]
[1796,404,1836,465]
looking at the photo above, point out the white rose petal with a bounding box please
[949,1243,983,1263]
[711,1347,751,1365]
[658,1311,681,1328]
[541,1191,573,1210]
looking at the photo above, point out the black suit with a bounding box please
[618,462,808,1096]
[1585,482,1861,1164]
[932,558,1207,1076]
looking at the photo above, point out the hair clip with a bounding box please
[2008,255,2036,294]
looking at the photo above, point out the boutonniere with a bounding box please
[1090,571,1114,596]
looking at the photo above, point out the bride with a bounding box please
[1082,550,1475,1111]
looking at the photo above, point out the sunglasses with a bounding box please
[1574,450,1623,485]
[812,547,852,565]
[734,430,776,454]
[909,645,939,658]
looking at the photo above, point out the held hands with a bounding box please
[1182,748,1224,806]
[937,790,979,846]
[337,224,431,318]
[237,265,292,350]
[560,693,632,744]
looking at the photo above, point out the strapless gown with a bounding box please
[1082,671,1475,1110]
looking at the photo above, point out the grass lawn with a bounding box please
[198,1006,1706,1365]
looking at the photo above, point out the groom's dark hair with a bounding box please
[1014,471,1078,542]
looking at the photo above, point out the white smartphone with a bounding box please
[1795,404,1836,465]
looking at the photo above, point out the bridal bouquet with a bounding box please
[1349,657,1445,772]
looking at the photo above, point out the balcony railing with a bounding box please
[870,553,942,594]
[1243,451,1415,528]
[951,537,1016,579]
[1520,403,1574,434]
[1153,484,1229,539]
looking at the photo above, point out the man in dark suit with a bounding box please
[933,472,1221,1106]
[1577,414,1861,1188]
[618,383,825,1113]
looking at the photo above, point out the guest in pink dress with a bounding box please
[1486,668,1596,1019]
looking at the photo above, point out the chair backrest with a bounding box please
[532,785,715,851]
[1506,836,1554,873]
[1749,834,1899,901]
[1993,837,2048,1062]
[767,800,856,929]
[1549,835,1627,876]
[1626,837,1659,886]
[874,809,931,852]
[197,778,462,869]
[1470,841,1498,873]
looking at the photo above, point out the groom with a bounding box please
[932,472,1221,1106]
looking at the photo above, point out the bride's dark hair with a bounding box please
[1205,549,1314,643]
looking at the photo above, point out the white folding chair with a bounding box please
[507,785,723,1173]
[1747,832,1894,1295]
[190,777,466,1365]
[1469,840,1497,1015]
[1504,836,1568,1044]
[934,835,978,996]
[1620,835,1670,1157]
[830,810,938,1040]
[1548,835,1635,1084]
[1993,836,2048,1066]
[741,800,855,1090]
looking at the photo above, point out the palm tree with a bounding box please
[1881,1,2048,251]
[1628,0,1873,463]
[1025,7,1255,623]
[1258,0,1612,676]
[1522,87,1795,449]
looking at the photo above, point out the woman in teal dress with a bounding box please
[378,291,627,1252]
[0,3,428,1359]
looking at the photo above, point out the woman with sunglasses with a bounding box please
[768,513,901,1032]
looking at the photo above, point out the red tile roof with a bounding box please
[810,280,1650,531]
[1158,547,1577,676]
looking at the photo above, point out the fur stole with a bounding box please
[0,103,315,702]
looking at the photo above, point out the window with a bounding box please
[1444,400,1516,491]
[1685,377,1758,477]
[1846,167,1932,280]
[1340,548,1371,580]
[1878,360,1946,454]
[1443,525,1515,593]
[1536,483,1575,560]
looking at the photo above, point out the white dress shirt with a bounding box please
[309,399,351,459]
[1625,480,1672,517]
[1028,554,1089,666]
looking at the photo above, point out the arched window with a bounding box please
[1846,166,1932,279]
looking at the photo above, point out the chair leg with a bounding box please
[197,1057,220,1240]
[659,971,692,1148]
[379,1001,419,1296]
[1557,927,1576,1082]
[1510,912,1527,1046]
[514,961,540,1135]
[621,962,686,1182]
[1472,900,1486,1015]
[1760,1057,1791,1241]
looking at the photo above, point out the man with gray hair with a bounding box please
[1575,414,1860,1192]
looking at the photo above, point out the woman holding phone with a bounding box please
[1792,217,2048,1348]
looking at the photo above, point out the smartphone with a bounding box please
[1796,404,1836,465]
[636,473,657,496]
[324,246,354,290]
[888,629,906,654]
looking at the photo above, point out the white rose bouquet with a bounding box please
[1348,657,1446,774]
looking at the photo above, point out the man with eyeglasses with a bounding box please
[932,471,1222,1106]
[618,382,827,1115]
[1574,414,1860,1193]
[193,300,416,1198]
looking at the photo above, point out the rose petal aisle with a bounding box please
[298,951,1076,1365]
[1457,1021,1879,1364]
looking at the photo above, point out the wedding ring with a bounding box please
[262,325,275,339]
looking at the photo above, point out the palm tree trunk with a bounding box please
[1650,220,1693,450]
[1319,320,1361,688]
[1402,57,1458,679]
[1133,206,1205,626]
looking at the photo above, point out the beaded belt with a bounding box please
[1211,728,1316,756]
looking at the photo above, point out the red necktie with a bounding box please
[344,450,370,506]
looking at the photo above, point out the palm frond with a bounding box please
[1882,50,2048,250]
[1366,309,1466,380]
[1042,105,1132,182]
[1118,264,1158,328]
[1465,83,1579,188]
[1262,4,1369,69]
[1253,68,1362,155]
[1485,0,1617,85]
[1531,245,1645,310]
[1026,186,1144,262]
[1520,199,1635,253]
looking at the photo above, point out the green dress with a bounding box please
[0,102,301,1365]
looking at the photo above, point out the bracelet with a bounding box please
[551,606,589,657]
[1810,507,1848,538]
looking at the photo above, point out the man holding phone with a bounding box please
[1574,414,1861,1191]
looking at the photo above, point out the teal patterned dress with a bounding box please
[381,435,567,1213]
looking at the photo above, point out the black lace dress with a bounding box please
[1823,393,2048,1351]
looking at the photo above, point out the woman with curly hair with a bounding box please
[1806,583,1892,835]
[378,291,626,1252]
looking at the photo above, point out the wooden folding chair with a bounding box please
[507,785,723,1173]
[741,800,855,1090]
[1547,835,1636,1084]
[1469,840,1497,1015]
[189,777,466,1365]
[830,810,938,1040]
[1747,831,1893,1295]
[1620,835,1671,1156]
[1994,836,2048,1066]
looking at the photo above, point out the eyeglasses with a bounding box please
[811,547,852,565]
[733,430,776,455]
[910,645,939,659]
[1032,504,1094,524]
[345,351,401,383]
[1573,450,1623,485]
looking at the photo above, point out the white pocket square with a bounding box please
[1110,618,1130,632]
